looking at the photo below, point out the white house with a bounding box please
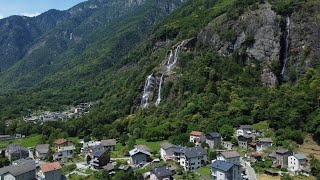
[288,154,310,176]
[236,125,253,136]
[189,131,206,146]
[256,138,273,152]
[217,150,241,165]
[211,160,241,180]
[53,139,76,160]
[160,142,179,161]
[179,147,207,171]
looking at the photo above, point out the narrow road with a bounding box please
[241,158,258,180]
[111,157,130,161]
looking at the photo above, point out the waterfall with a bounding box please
[141,74,155,109]
[281,16,291,76]
[167,41,185,72]
[155,74,164,106]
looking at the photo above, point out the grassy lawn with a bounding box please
[111,142,126,158]
[0,134,42,149]
[69,137,80,143]
[136,139,165,152]
[252,121,269,130]
[195,165,211,180]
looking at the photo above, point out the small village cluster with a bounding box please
[23,102,94,123]
[0,125,313,180]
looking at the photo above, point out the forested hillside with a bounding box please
[0,0,320,150]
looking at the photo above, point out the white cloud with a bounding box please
[20,12,40,17]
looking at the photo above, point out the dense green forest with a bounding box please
[0,0,320,150]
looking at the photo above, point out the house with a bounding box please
[222,141,234,150]
[129,148,152,165]
[82,140,101,151]
[101,139,116,151]
[288,154,310,176]
[236,125,253,136]
[217,150,241,165]
[256,138,273,152]
[270,149,293,168]
[5,144,29,160]
[160,142,179,161]
[53,139,76,160]
[211,160,241,180]
[150,166,175,180]
[189,131,206,146]
[37,162,62,180]
[205,132,221,149]
[90,149,110,169]
[135,144,151,152]
[0,159,36,180]
[35,144,51,159]
[237,135,253,149]
[179,146,207,171]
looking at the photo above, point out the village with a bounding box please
[0,123,316,180]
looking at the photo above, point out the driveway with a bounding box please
[241,158,258,180]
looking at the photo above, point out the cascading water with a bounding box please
[141,40,186,109]
[167,41,185,72]
[281,16,291,76]
[155,74,164,106]
[141,74,155,109]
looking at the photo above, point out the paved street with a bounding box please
[241,158,258,180]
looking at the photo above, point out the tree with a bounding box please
[128,137,136,150]
[119,134,129,146]
[208,150,217,161]
[86,155,92,164]
[219,124,234,141]
[281,174,293,180]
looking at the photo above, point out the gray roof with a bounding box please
[135,145,151,152]
[240,125,252,129]
[160,142,175,150]
[276,149,291,154]
[293,154,306,160]
[209,132,221,138]
[6,145,29,154]
[211,160,234,172]
[0,160,35,176]
[152,166,174,178]
[101,139,116,146]
[93,149,108,158]
[129,148,152,157]
[103,163,114,171]
[35,144,50,154]
[183,146,207,158]
[258,138,273,143]
[220,150,240,158]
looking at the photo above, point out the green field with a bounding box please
[0,134,42,149]
[136,139,165,152]
[252,121,269,130]
[195,165,211,180]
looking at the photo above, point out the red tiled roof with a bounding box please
[190,131,203,136]
[40,162,62,173]
[54,138,67,145]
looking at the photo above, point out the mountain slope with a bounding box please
[1,0,320,147]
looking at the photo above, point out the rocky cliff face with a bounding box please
[198,2,320,87]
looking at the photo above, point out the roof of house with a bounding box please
[258,138,273,143]
[211,160,234,172]
[40,162,62,173]
[209,132,221,138]
[293,154,306,160]
[103,163,115,171]
[152,166,174,178]
[135,144,151,152]
[160,142,175,150]
[220,150,240,158]
[6,145,28,154]
[240,125,252,129]
[129,148,152,157]
[93,149,108,158]
[276,149,291,154]
[54,138,68,145]
[190,131,203,136]
[101,139,116,146]
[35,144,50,154]
[183,146,207,158]
[0,160,35,176]
[92,144,104,152]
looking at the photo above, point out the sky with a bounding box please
[0,0,87,19]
